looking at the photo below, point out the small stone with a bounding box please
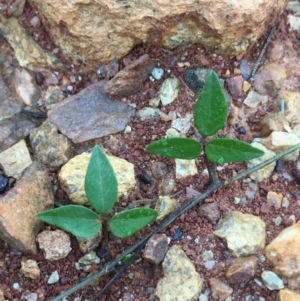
[175,159,197,179]
[149,97,160,107]
[226,76,243,97]
[239,59,251,80]
[281,217,293,227]
[204,260,215,269]
[37,230,71,260]
[151,162,168,178]
[78,251,100,265]
[238,126,246,135]
[260,112,289,137]
[165,128,180,138]
[198,293,209,301]
[227,104,239,125]
[13,283,20,290]
[20,259,40,280]
[277,289,300,301]
[281,197,289,208]
[266,191,283,209]
[209,278,233,301]
[273,216,282,226]
[35,72,45,85]
[138,172,152,185]
[143,234,169,265]
[77,232,102,253]
[243,89,268,109]
[0,174,9,193]
[97,60,119,80]
[48,271,59,284]
[23,292,38,301]
[171,114,193,134]
[161,177,175,195]
[226,256,258,284]
[198,202,221,225]
[30,16,40,27]
[171,228,183,241]
[155,196,177,222]
[275,160,284,172]
[184,68,210,94]
[261,271,284,290]
[124,125,132,134]
[243,81,251,92]
[151,67,164,80]
[159,78,180,106]
[202,250,214,261]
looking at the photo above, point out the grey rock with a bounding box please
[198,202,221,225]
[159,78,180,106]
[143,234,169,265]
[37,230,71,260]
[214,211,266,257]
[243,89,268,108]
[48,81,135,143]
[78,251,100,265]
[0,114,35,153]
[171,114,192,134]
[0,139,32,179]
[184,67,210,94]
[175,159,197,179]
[0,162,54,254]
[261,271,284,290]
[22,293,38,301]
[97,59,119,80]
[239,59,251,80]
[30,121,73,167]
[48,271,59,284]
[155,245,203,301]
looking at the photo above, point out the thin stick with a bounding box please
[51,143,300,301]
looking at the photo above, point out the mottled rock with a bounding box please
[77,232,102,254]
[149,97,160,108]
[279,92,300,124]
[175,159,197,179]
[165,128,180,138]
[22,292,38,301]
[29,0,288,66]
[277,289,300,301]
[247,143,276,182]
[261,271,284,290]
[262,132,300,161]
[266,191,283,209]
[0,0,25,17]
[209,278,233,301]
[265,223,300,279]
[161,177,176,196]
[266,40,284,61]
[59,152,135,205]
[97,59,119,80]
[159,78,180,106]
[104,55,154,97]
[143,234,169,265]
[184,68,210,94]
[136,107,171,122]
[155,245,203,301]
[0,139,32,180]
[0,114,35,153]
[30,121,73,168]
[155,196,177,223]
[239,59,252,80]
[36,230,71,261]
[226,256,258,284]
[260,112,290,137]
[20,259,40,280]
[171,114,192,134]
[0,15,63,69]
[48,81,135,143]
[253,63,287,97]
[78,251,100,266]
[214,211,266,257]
[0,162,54,254]
[198,202,221,225]
[151,162,168,179]
[227,103,240,125]
[226,76,243,98]
[13,68,40,106]
[243,89,268,108]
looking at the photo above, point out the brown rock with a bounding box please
[266,191,283,209]
[0,162,54,254]
[253,63,286,97]
[104,54,155,97]
[209,278,233,300]
[277,289,300,301]
[198,202,221,225]
[28,0,289,67]
[226,75,244,97]
[143,234,169,265]
[226,256,258,284]
[266,40,284,61]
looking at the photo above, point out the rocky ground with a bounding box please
[0,1,300,301]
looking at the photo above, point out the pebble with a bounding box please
[199,294,208,301]
[48,271,59,284]
[13,283,21,290]
[35,72,45,85]
[151,67,164,80]
[239,59,251,80]
[30,16,40,27]
[281,197,289,208]
[138,172,152,185]
[273,216,282,226]
[23,293,38,301]
[204,260,215,269]
[275,160,284,172]
[171,228,183,241]
[237,126,246,135]
[261,271,284,290]
[0,174,9,193]
[202,250,214,261]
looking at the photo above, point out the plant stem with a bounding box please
[102,215,110,262]
[51,143,300,301]
[202,144,219,185]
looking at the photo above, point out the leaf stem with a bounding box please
[51,143,300,301]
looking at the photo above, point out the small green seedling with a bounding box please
[146,70,264,183]
[37,146,157,239]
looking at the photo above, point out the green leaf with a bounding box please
[193,70,228,137]
[109,208,157,239]
[37,205,101,239]
[146,137,202,159]
[85,145,118,214]
[205,138,265,164]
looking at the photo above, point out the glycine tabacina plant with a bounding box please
[146,70,265,184]
[37,146,157,239]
